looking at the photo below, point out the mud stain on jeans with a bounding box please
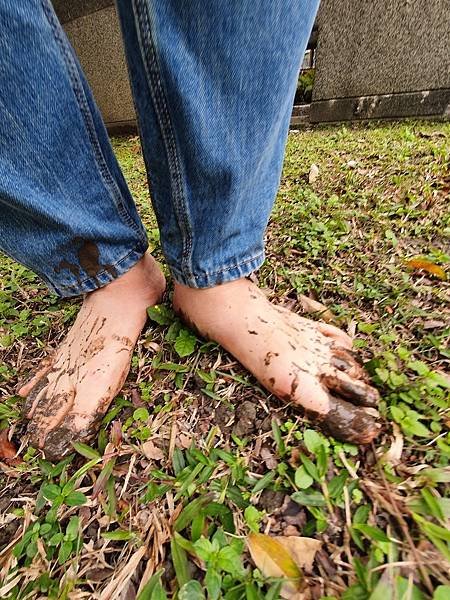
[55,239,117,285]
[54,260,81,280]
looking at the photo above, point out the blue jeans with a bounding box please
[0,0,319,296]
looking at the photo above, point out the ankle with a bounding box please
[90,254,165,309]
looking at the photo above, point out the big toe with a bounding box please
[315,396,381,444]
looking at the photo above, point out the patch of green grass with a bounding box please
[0,121,449,599]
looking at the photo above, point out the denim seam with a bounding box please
[169,250,265,282]
[40,0,146,243]
[132,0,194,278]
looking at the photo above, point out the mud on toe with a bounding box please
[26,410,105,462]
[312,396,381,444]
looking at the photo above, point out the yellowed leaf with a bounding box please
[247,533,301,598]
[298,295,336,323]
[247,534,321,599]
[406,258,447,280]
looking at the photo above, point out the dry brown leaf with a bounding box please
[110,420,123,446]
[247,533,321,599]
[423,320,446,329]
[260,446,278,470]
[277,536,322,572]
[298,295,336,323]
[406,258,447,280]
[0,430,18,461]
[308,164,319,183]
[142,440,164,461]
[178,433,193,449]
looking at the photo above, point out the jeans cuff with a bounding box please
[169,251,265,288]
[47,242,149,297]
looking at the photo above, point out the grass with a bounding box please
[0,121,449,599]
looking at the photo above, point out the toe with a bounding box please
[316,322,353,349]
[26,379,76,451]
[274,371,332,414]
[23,377,49,418]
[17,355,54,397]
[330,348,370,382]
[314,395,381,444]
[320,368,380,407]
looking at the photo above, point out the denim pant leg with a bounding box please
[117,0,319,288]
[0,0,148,297]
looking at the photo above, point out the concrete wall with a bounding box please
[54,0,450,127]
[53,0,136,133]
[311,0,450,122]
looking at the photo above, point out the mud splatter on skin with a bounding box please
[37,406,107,462]
[264,351,279,366]
[320,373,379,407]
[330,350,369,382]
[307,396,381,444]
[258,316,268,323]
[248,330,258,335]
[112,334,134,347]
[269,377,276,386]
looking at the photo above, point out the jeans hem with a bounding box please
[169,251,265,288]
[49,243,148,298]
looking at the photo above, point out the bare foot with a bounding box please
[18,254,165,460]
[173,279,381,444]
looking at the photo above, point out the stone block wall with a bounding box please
[53,0,136,133]
[52,0,450,127]
[311,0,450,122]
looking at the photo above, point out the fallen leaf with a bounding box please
[278,536,321,572]
[177,433,193,449]
[247,533,301,598]
[247,533,321,599]
[298,295,336,323]
[406,258,447,280]
[141,440,164,461]
[383,423,404,465]
[260,446,278,470]
[423,320,446,329]
[131,388,145,407]
[110,420,123,447]
[0,429,18,461]
[308,164,319,183]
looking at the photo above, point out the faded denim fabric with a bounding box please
[0,0,319,295]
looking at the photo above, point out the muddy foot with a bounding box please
[173,279,381,444]
[18,254,165,461]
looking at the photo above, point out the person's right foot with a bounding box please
[173,278,381,444]
[18,253,165,461]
